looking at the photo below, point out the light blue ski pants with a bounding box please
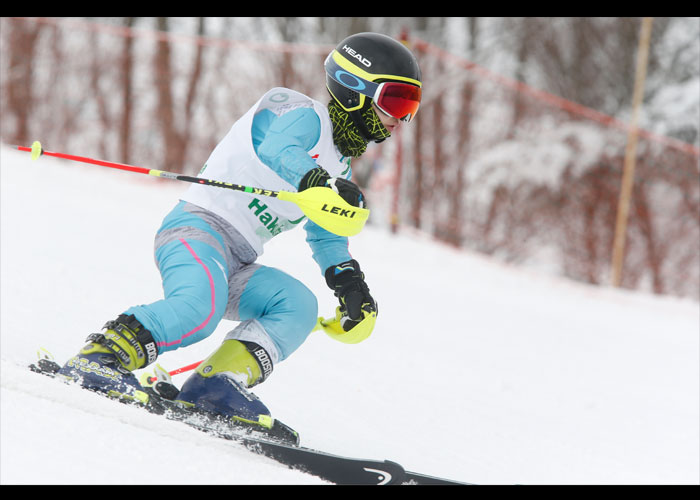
[125,201,318,364]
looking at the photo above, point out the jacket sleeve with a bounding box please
[252,106,352,274]
[253,107,321,188]
[304,219,352,274]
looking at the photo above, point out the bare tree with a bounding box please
[119,17,137,165]
[4,18,43,146]
[152,17,206,173]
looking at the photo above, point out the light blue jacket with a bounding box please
[251,107,353,274]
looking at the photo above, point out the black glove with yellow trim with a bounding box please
[299,167,365,208]
[325,259,377,331]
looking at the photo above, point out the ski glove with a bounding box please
[325,259,377,331]
[299,167,365,208]
[299,166,331,191]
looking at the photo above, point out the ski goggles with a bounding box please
[371,81,422,122]
[325,51,422,122]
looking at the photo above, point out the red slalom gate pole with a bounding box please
[167,361,202,377]
[17,143,152,174]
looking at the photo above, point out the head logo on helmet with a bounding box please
[341,44,372,67]
[325,32,423,124]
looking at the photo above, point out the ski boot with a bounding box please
[57,314,159,404]
[175,339,297,444]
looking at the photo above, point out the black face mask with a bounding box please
[328,100,390,158]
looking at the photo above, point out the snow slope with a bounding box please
[1,145,698,485]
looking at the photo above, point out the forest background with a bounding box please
[2,17,698,299]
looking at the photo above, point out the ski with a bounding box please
[28,351,470,485]
[28,354,300,446]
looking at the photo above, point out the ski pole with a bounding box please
[16,141,369,237]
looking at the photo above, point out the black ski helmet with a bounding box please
[325,32,422,133]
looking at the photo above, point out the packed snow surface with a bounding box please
[1,145,698,484]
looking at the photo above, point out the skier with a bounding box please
[58,32,423,430]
